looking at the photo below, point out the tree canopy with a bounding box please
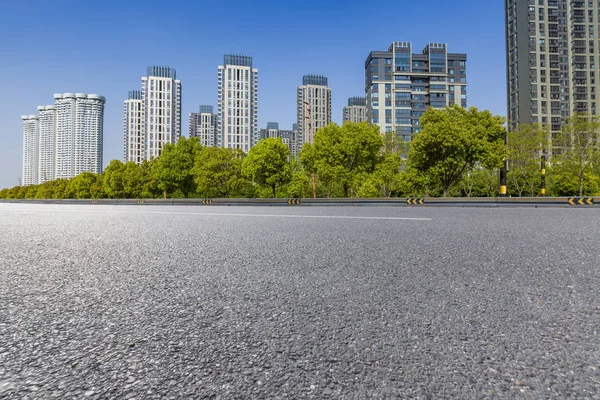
[242,137,291,198]
[408,105,506,196]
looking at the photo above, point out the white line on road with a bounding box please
[0,207,432,221]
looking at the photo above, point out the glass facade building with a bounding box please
[365,42,467,141]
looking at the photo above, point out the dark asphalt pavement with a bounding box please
[0,204,599,399]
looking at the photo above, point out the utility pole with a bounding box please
[304,100,317,198]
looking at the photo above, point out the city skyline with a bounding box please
[0,0,505,189]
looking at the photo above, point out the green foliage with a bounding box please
[458,167,500,197]
[66,172,102,199]
[151,137,202,198]
[286,171,311,198]
[2,109,598,200]
[242,137,291,198]
[301,122,383,197]
[103,160,125,198]
[507,124,549,197]
[408,105,506,196]
[547,165,600,196]
[193,147,249,197]
[553,113,600,196]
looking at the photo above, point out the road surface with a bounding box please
[0,204,599,398]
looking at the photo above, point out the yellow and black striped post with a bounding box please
[499,130,508,197]
[541,154,546,197]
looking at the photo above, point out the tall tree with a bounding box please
[408,105,506,197]
[193,147,248,198]
[554,113,600,196]
[151,137,202,198]
[302,122,383,197]
[242,137,291,198]
[103,159,125,198]
[66,172,101,199]
[507,124,550,196]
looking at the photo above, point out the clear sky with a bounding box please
[0,0,505,189]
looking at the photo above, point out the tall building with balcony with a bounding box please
[258,122,299,157]
[124,67,181,163]
[189,105,217,147]
[505,0,600,136]
[217,55,258,151]
[37,105,55,183]
[54,93,105,179]
[21,93,105,184]
[365,42,467,141]
[141,66,182,160]
[343,97,367,123]
[21,115,39,186]
[124,90,143,164]
[297,75,332,150]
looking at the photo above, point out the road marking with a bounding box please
[0,207,431,221]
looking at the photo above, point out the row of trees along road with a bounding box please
[2,105,600,199]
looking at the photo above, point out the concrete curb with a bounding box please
[0,197,598,207]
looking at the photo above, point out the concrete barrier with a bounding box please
[0,197,598,207]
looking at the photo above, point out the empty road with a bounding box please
[0,204,599,399]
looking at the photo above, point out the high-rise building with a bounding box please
[189,105,217,147]
[297,75,332,150]
[37,105,55,183]
[54,93,105,179]
[21,115,39,186]
[21,93,104,184]
[140,66,182,161]
[124,90,143,164]
[505,0,599,136]
[365,42,467,141]
[343,97,367,123]
[258,122,299,157]
[217,55,258,151]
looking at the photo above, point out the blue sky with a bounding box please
[0,0,505,189]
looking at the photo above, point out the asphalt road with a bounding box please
[0,204,599,399]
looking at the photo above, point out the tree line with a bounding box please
[2,105,600,200]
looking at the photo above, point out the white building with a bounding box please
[189,105,217,147]
[54,93,105,179]
[123,90,143,164]
[21,93,105,185]
[140,66,182,161]
[217,55,258,152]
[297,75,331,150]
[21,115,39,186]
[37,106,55,183]
[124,67,182,163]
[343,97,367,123]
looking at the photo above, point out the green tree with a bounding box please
[151,137,202,198]
[103,159,125,198]
[303,122,383,197]
[554,113,600,196]
[242,137,291,198]
[66,172,100,199]
[408,105,506,197]
[507,124,550,197]
[193,147,248,197]
[16,185,30,199]
[51,179,70,199]
[122,161,157,198]
[547,165,600,196]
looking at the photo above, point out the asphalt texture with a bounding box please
[0,204,599,399]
